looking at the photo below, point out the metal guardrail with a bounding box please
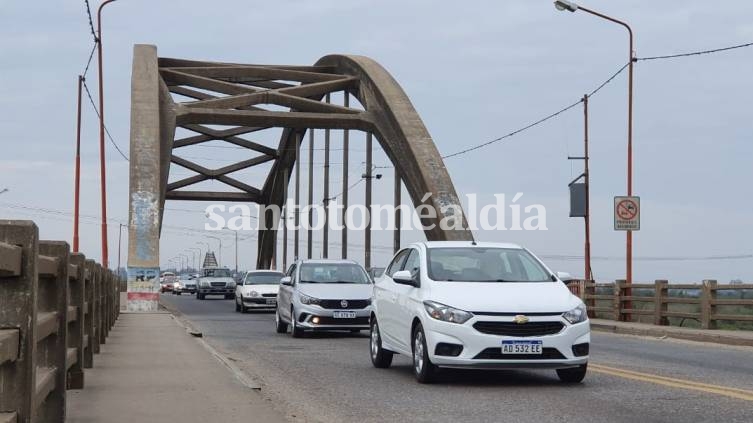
[0,220,121,423]
[568,279,753,329]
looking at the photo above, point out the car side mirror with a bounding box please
[280,276,292,286]
[393,270,419,287]
[556,271,575,284]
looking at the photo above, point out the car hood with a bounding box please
[425,281,580,314]
[298,283,373,300]
[238,284,279,295]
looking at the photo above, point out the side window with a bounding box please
[386,250,409,277]
[402,249,421,277]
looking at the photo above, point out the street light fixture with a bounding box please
[554,0,636,317]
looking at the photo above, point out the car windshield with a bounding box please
[299,263,371,284]
[203,268,232,278]
[244,272,284,285]
[427,247,552,282]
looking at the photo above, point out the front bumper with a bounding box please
[294,303,372,330]
[198,287,234,294]
[423,314,590,370]
[241,296,277,308]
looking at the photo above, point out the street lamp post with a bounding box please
[555,0,635,318]
[188,247,201,272]
[96,0,118,268]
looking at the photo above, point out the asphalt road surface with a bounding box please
[161,294,753,423]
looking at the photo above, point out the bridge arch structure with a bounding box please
[126,44,472,310]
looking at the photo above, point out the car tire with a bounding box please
[291,308,304,338]
[275,308,288,333]
[235,300,241,312]
[557,364,587,383]
[412,323,437,383]
[369,318,393,369]
[197,293,205,300]
[224,294,233,300]
[241,304,247,313]
[177,292,181,296]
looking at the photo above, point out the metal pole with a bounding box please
[74,75,83,253]
[117,223,123,273]
[307,129,314,259]
[282,168,289,270]
[583,94,592,285]
[365,133,373,269]
[234,230,238,273]
[97,0,117,268]
[341,92,349,259]
[294,133,301,260]
[322,94,330,258]
[394,169,401,254]
[578,5,634,318]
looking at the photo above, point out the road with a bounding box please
[161,294,753,423]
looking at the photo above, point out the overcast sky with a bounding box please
[2,0,751,282]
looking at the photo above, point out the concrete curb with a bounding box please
[591,321,753,347]
[159,300,262,390]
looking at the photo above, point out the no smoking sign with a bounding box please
[614,196,640,231]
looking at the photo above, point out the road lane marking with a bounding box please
[590,364,753,402]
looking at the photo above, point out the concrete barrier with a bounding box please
[0,220,121,423]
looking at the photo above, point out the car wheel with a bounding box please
[369,318,393,368]
[177,292,181,296]
[275,308,289,333]
[290,308,304,338]
[197,293,204,300]
[557,364,587,383]
[412,323,437,383]
[241,304,247,313]
[235,300,241,312]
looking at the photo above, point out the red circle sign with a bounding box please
[617,199,638,220]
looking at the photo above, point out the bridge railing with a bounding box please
[568,279,753,330]
[0,220,121,423]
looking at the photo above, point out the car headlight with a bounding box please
[563,303,588,324]
[299,293,320,305]
[423,301,473,324]
[248,290,259,298]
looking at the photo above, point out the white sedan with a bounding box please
[235,270,285,313]
[370,241,590,383]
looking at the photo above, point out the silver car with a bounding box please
[275,259,373,337]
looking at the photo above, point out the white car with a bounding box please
[235,270,285,313]
[275,259,373,337]
[370,241,590,383]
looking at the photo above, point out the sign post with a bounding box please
[614,196,640,231]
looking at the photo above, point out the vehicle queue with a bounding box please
[166,241,590,384]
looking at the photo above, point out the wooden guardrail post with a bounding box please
[0,221,38,423]
[83,259,95,368]
[701,279,718,329]
[654,279,669,326]
[67,253,86,389]
[91,264,102,354]
[37,241,70,423]
[613,280,625,321]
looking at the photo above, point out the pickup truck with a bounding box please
[196,266,236,300]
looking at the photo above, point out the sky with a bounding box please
[1,0,752,283]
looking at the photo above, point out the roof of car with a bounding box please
[298,259,360,265]
[245,270,285,274]
[414,241,523,249]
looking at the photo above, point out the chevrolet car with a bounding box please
[370,241,589,383]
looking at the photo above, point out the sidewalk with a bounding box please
[66,312,287,422]
[591,318,753,347]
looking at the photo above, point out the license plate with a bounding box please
[265,298,277,305]
[332,311,356,319]
[501,340,542,355]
